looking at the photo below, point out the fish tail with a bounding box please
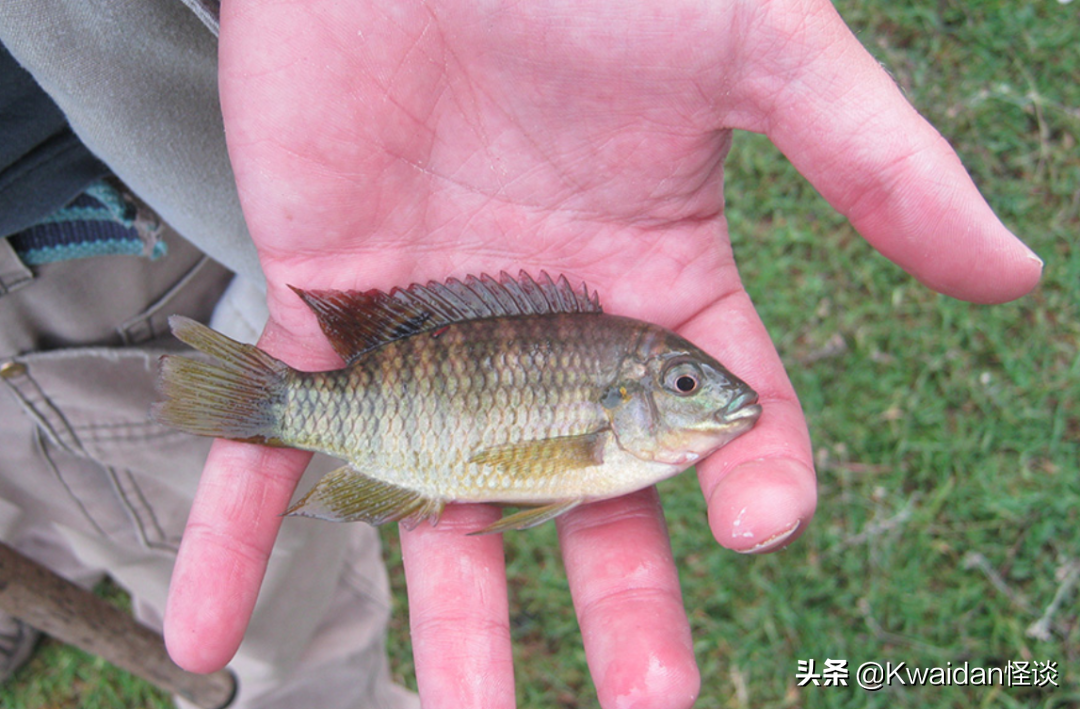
[151,315,290,444]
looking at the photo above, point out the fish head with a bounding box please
[645,352,762,464]
[603,327,762,467]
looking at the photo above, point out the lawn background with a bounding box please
[2,0,1077,707]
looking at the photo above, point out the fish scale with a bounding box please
[280,315,616,499]
[151,271,762,534]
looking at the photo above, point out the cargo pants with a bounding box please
[0,224,416,709]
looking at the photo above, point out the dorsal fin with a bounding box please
[289,271,602,364]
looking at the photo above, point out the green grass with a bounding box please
[0,580,172,709]
[4,1,1077,707]
[0,639,171,709]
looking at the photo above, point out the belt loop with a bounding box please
[0,237,34,295]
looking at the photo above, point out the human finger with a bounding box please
[400,505,516,709]
[673,285,817,553]
[163,312,338,672]
[731,1,1042,304]
[558,488,700,709]
[164,440,312,672]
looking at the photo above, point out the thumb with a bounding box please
[734,1,1042,304]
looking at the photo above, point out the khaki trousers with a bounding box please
[0,228,416,709]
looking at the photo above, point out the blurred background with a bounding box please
[3,0,1076,707]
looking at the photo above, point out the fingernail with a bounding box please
[736,518,802,554]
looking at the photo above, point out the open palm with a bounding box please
[164,2,1041,707]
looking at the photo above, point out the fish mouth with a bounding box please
[715,390,763,428]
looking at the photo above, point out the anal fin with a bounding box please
[286,466,443,529]
[470,499,583,535]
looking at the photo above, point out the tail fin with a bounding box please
[151,315,290,445]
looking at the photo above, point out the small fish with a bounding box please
[151,272,761,534]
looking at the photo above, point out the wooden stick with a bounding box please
[0,542,235,709]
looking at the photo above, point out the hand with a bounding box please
[164,1,1042,706]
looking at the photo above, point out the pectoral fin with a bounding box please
[468,431,606,473]
[286,466,443,529]
[471,499,583,535]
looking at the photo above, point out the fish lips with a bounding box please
[715,390,763,433]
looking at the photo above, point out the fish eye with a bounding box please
[663,361,702,396]
[675,374,698,393]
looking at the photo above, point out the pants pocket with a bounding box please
[1,345,212,553]
[0,226,233,553]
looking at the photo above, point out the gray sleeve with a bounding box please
[0,0,263,285]
[176,0,221,36]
